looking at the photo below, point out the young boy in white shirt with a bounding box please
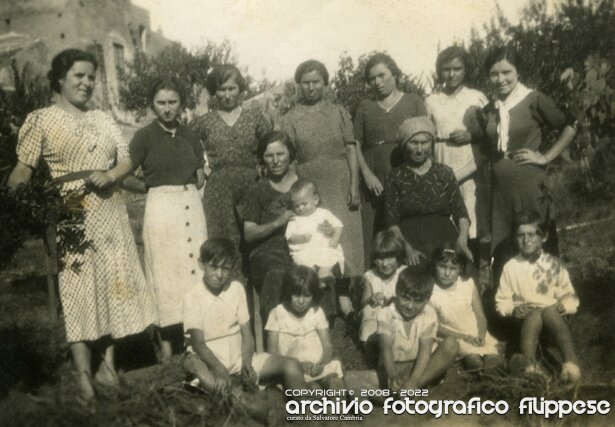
[182,238,306,395]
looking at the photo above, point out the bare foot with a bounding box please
[77,372,95,403]
[95,362,119,387]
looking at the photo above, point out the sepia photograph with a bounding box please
[0,0,614,425]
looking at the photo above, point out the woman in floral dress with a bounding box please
[7,49,156,401]
[191,65,271,256]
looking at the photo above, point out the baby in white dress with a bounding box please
[285,179,345,278]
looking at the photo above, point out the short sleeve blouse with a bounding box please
[190,107,271,169]
[280,101,355,162]
[129,120,204,189]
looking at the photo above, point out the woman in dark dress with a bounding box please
[385,116,472,268]
[238,131,297,322]
[353,53,427,262]
[480,46,576,258]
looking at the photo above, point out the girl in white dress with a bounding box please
[429,244,502,370]
[360,230,406,367]
[265,265,343,388]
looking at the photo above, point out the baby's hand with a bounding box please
[287,233,312,244]
[317,220,335,238]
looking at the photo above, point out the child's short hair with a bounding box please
[513,210,548,237]
[430,242,468,278]
[199,238,238,267]
[281,265,323,308]
[395,268,434,302]
[289,178,318,197]
[372,230,405,263]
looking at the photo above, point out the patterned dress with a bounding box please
[280,101,364,276]
[353,94,426,261]
[384,162,469,264]
[16,106,156,342]
[190,108,271,249]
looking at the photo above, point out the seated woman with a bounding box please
[384,116,472,268]
[238,131,297,323]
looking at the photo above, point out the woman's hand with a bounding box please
[362,169,383,197]
[347,182,361,209]
[456,238,474,263]
[310,362,324,377]
[449,130,472,145]
[87,171,114,189]
[513,149,548,166]
[405,245,426,266]
[241,363,257,385]
[317,220,335,238]
[275,210,295,227]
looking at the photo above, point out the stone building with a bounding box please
[0,0,178,110]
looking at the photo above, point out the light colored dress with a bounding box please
[360,266,406,342]
[280,101,364,276]
[430,277,500,356]
[16,106,156,342]
[285,207,345,271]
[265,303,343,381]
[426,86,488,238]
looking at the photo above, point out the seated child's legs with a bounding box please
[417,336,459,388]
[257,353,306,390]
[463,354,484,371]
[182,353,221,393]
[520,309,543,361]
[541,306,578,364]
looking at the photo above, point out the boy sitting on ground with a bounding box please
[182,237,307,396]
[495,210,581,382]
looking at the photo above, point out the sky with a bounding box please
[133,0,535,84]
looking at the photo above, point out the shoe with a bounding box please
[560,362,581,383]
[525,362,549,378]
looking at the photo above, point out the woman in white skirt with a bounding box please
[127,78,207,359]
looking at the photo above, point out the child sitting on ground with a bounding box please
[378,268,458,390]
[265,265,344,388]
[429,244,502,371]
[360,230,407,368]
[495,210,581,382]
[182,237,307,397]
[285,178,344,279]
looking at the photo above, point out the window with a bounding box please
[113,43,125,73]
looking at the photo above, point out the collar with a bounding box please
[156,119,180,138]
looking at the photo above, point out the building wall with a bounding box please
[0,0,177,110]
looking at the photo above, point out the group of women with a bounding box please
[6,43,575,400]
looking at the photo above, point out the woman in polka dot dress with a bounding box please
[7,49,156,401]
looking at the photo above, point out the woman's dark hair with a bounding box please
[205,64,246,96]
[199,237,238,267]
[484,45,523,75]
[395,268,434,302]
[430,242,468,279]
[47,49,98,93]
[257,130,296,163]
[513,210,549,237]
[149,77,184,107]
[363,53,402,83]
[435,46,473,84]
[281,265,323,310]
[372,229,405,264]
[294,60,329,85]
